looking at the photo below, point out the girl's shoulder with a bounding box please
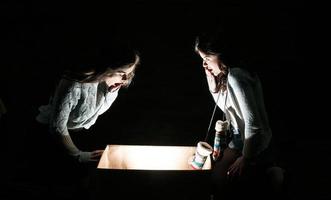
[229,67,252,77]
[56,78,84,96]
[58,78,80,88]
[228,68,257,86]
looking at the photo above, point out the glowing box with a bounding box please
[95,145,212,200]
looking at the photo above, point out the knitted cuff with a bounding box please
[78,151,92,163]
[61,134,80,156]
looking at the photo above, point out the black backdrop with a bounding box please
[0,1,306,199]
[1,0,293,144]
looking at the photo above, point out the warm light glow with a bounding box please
[125,146,189,170]
[98,145,211,170]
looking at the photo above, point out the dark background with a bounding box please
[1,1,323,200]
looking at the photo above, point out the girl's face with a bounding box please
[198,50,222,76]
[104,64,136,92]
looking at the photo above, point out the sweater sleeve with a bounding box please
[50,79,82,157]
[51,79,80,136]
[228,71,264,159]
[60,134,92,162]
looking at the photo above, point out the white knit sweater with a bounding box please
[211,68,272,159]
[36,79,119,162]
[37,79,119,135]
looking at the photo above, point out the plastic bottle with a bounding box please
[190,141,213,169]
[212,120,229,161]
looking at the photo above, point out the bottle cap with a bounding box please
[196,141,213,156]
[215,120,229,132]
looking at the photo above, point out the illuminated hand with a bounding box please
[78,150,104,163]
[205,69,220,93]
[227,156,247,178]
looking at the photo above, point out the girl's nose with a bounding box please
[203,61,208,68]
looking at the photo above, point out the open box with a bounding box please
[94,145,212,200]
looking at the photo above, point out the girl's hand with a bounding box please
[227,156,247,178]
[90,150,104,161]
[205,69,220,93]
[78,150,104,163]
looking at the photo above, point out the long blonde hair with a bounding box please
[63,50,140,87]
